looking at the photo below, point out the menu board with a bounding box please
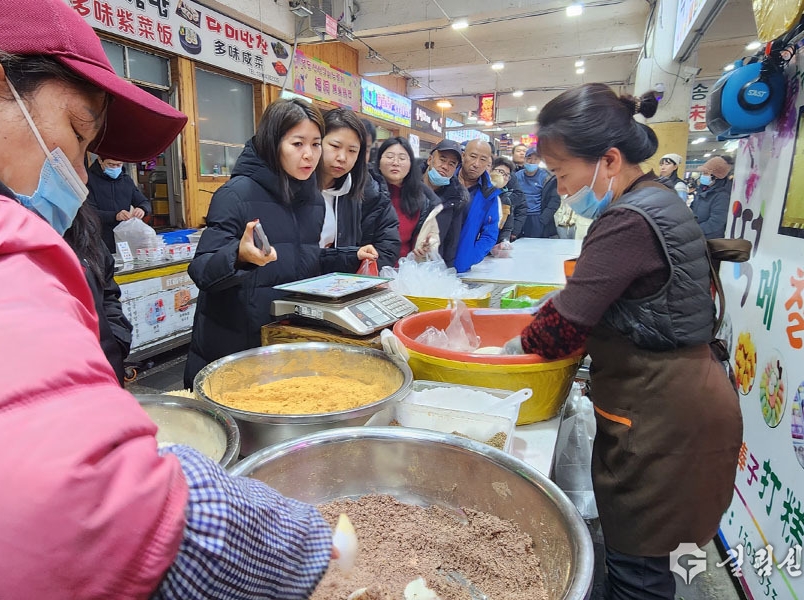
[716,55,804,599]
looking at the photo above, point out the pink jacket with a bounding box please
[0,197,189,598]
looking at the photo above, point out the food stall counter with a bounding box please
[461,238,582,287]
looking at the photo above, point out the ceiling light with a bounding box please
[724,63,736,72]
[566,3,583,17]
[512,90,524,98]
[436,100,453,109]
[491,61,505,70]
[574,59,584,68]
[527,105,538,112]
[288,0,313,17]
[704,153,712,157]
[691,137,707,144]
[467,114,477,121]
[451,18,469,30]
[746,40,762,51]
[576,67,585,74]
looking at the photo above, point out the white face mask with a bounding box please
[6,79,89,235]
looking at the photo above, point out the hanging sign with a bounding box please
[689,78,718,132]
[325,14,338,38]
[69,0,292,84]
[713,56,804,600]
[292,50,360,111]
[361,79,412,127]
[446,129,490,143]
[411,102,443,135]
[478,93,496,123]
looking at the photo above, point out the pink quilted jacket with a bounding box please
[0,196,189,598]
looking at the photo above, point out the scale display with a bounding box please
[274,273,388,299]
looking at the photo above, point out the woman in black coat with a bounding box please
[184,99,326,387]
[63,203,132,385]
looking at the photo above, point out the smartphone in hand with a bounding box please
[253,220,272,255]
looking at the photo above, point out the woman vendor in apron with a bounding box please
[504,83,742,600]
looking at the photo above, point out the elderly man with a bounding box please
[421,139,468,266]
[453,139,501,272]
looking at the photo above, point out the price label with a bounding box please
[117,241,134,263]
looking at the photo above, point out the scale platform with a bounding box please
[272,273,418,336]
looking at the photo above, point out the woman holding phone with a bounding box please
[184,98,327,387]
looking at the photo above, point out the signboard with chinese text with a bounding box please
[411,102,443,135]
[478,93,495,123]
[69,0,292,84]
[689,78,718,132]
[673,0,721,60]
[325,14,338,38]
[446,129,490,144]
[360,79,412,127]
[717,55,804,599]
[292,50,360,111]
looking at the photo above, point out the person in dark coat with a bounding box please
[376,137,442,262]
[691,155,732,239]
[86,157,151,253]
[492,157,527,242]
[64,203,132,385]
[538,173,561,238]
[316,108,378,274]
[421,139,468,267]
[360,166,401,269]
[184,99,326,387]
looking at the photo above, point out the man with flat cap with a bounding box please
[421,139,468,267]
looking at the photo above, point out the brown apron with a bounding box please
[587,325,743,556]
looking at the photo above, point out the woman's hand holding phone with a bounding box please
[238,220,277,266]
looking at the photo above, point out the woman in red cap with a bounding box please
[0,2,334,598]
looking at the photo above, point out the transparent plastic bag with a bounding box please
[413,300,480,352]
[553,383,598,519]
[113,217,159,252]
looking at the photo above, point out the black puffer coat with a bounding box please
[184,140,325,387]
[359,168,401,270]
[429,175,468,268]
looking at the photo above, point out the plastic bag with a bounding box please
[490,240,513,258]
[113,217,159,252]
[413,300,480,352]
[380,255,493,300]
[357,258,379,276]
[413,204,443,259]
[553,383,598,519]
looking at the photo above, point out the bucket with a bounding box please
[393,309,582,424]
[404,293,491,312]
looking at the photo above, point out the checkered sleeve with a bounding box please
[152,445,333,600]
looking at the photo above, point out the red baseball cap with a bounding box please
[0,0,188,162]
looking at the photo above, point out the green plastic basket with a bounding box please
[500,284,563,309]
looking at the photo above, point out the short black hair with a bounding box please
[360,118,376,144]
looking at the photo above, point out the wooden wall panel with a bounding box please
[174,56,201,228]
[363,75,407,96]
[298,42,359,74]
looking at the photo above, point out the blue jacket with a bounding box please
[514,167,549,215]
[453,169,501,273]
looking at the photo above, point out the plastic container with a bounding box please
[188,230,204,245]
[160,228,197,245]
[404,292,491,312]
[500,284,563,309]
[393,309,582,424]
[365,403,516,453]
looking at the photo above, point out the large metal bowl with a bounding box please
[194,343,413,455]
[231,427,594,599]
[136,394,240,468]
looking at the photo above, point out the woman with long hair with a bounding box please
[504,83,741,599]
[316,108,379,272]
[375,136,440,261]
[184,98,327,386]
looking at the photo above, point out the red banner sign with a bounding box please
[478,93,495,123]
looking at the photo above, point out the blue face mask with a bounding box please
[565,158,614,219]
[699,174,713,186]
[104,165,123,179]
[427,167,451,187]
[7,80,88,236]
[523,163,540,174]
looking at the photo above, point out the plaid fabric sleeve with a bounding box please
[521,298,591,359]
[152,445,332,600]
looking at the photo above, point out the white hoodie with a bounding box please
[319,173,352,248]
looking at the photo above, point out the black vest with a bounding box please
[595,184,713,350]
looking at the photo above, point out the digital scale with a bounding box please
[271,273,418,336]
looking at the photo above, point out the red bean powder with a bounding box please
[313,495,547,599]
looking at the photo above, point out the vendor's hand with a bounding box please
[116,209,132,221]
[502,335,525,355]
[331,546,340,560]
[238,220,277,267]
[131,207,146,219]
[357,245,378,261]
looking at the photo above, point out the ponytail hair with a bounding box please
[537,83,660,165]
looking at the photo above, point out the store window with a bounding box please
[195,68,255,176]
[100,39,169,88]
